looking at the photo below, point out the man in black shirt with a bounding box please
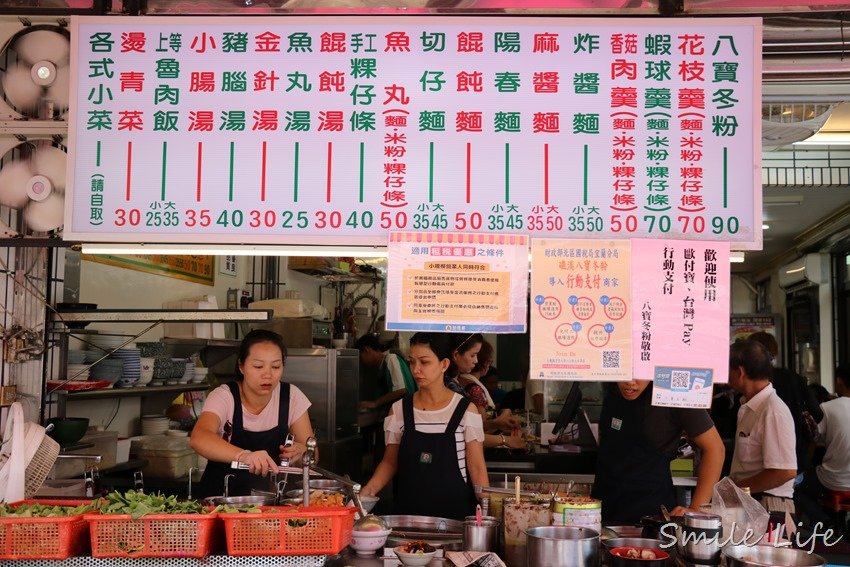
[591,379,725,523]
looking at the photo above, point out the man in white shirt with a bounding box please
[728,339,797,514]
[797,365,850,528]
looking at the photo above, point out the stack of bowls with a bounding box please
[141,415,169,435]
[88,358,124,384]
[111,347,141,387]
[191,367,208,384]
[66,363,90,381]
[180,361,195,384]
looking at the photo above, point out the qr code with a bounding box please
[671,370,691,390]
[602,350,620,369]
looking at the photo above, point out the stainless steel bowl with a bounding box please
[382,515,464,551]
[204,495,274,507]
[723,544,827,567]
[526,526,599,567]
[292,479,345,491]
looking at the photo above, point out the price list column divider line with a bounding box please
[326,141,333,203]
[196,142,203,202]
[161,141,167,201]
[293,142,300,203]
[504,142,510,204]
[125,141,132,201]
[583,144,589,206]
[544,143,549,205]
[228,142,235,202]
[261,140,267,202]
[466,142,471,204]
[359,141,365,203]
[428,141,434,202]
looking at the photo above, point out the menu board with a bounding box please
[66,16,761,246]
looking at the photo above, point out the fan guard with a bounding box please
[762,103,837,151]
[0,24,71,120]
[0,138,66,235]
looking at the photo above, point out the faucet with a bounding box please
[300,436,365,517]
[133,471,144,493]
[224,473,235,497]
[301,438,317,507]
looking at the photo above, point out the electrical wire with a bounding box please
[104,397,121,430]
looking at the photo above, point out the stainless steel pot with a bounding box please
[723,544,826,567]
[382,515,464,551]
[603,537,666,551]
[203,495,274,507]
[293,479,345,491]
[677,511,722,567]
[525,526,599,567]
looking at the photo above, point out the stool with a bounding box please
[824,489,850,534]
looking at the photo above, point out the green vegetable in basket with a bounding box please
[97,490,206,519]
[0,502,96,517]
[210,504,263,514]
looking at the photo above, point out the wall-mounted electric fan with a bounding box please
[0,24,70,120]
[0,139,66,235]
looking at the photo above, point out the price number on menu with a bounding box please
[114,208,180,227]
[413,213,449,230]
[487,214,523,231]
[567,216,604,232]
[610,214,740,235]
[526,214,563,232]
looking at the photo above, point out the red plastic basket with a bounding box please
[0,499,94,560]
[220,506,356,556]
[83,511,219,558]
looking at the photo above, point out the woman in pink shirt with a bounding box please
[191,329,314,497]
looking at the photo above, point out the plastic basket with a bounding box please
[84,511,219,558]
[221,506,356,556]
[0,499,94,559]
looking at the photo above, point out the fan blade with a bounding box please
[1,64,42,113]
[32,147,66,192]
[46,65,70,111]
[0,218,18,238]
[14,30,71,67]
[0,160,35,209]
[23,192,64,232]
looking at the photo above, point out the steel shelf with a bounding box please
[51,309,272,323]
[53,383,209,401]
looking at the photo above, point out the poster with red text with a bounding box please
[530,238,632,381]
[632,239,731,389]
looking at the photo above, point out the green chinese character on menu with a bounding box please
[350,111,376,131]
[350,58,377,79]
[89,32,114,52]
[286,72,312,92]
[222,71,247,92]
[419,111,446,131]
[284,111,311,131]
[156,58,180,79]
[711,115,738,136]
[420,32,445,52]
[494,112,521,132]
[154,84,180,105]
[644,88,671,109]
[494,72,521,92]
[219,110,246,131]
[153,110,179,131]
[644,60,671,81]
[87,110,112,130]
[350,84,375,105]
[222,32,248,52]
[88,58,114,79]
[287,32,313,53]
[573,72,598,94]
[572,113,599,134]
[712,88,738,109]
[573,34,599,53]
[713,62,739,83]
[644,34,671,55]
[494,32,521,53]
[419,71,445,92]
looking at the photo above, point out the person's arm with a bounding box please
[674,426,724,514]
[361,443,399,497]
[464,405,490,491]
[190,411,278,475]
[483,431,527,450]
[360,388,407,410]
[734,469,797,494]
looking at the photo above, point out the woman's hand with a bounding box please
[238,449,279,476]
[360,485,378,498]
[505,431,529,451]
[494,410,520,431]
[279,441,306,465]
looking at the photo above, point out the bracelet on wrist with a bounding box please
[499,434,507,447]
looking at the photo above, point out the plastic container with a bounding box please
[84,512,218,558]
[220,506,356,556]
[131,435,197,478]
[552,496,602,535]
[0,500,93,559]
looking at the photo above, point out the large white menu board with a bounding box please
[66,16,761,246]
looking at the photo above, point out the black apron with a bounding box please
[591,387,676,524]
[393,395,478,520]
[198,381,290,498]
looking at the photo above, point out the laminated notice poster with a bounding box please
[386,232,528,332]
[530,238,631,381]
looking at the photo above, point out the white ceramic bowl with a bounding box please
[349,528,391,556]
[393,545,437,566]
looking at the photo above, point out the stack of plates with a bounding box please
[67,350,87,364]
[88,334,134,353]
[66,364,90,381]
[141,415,169,435]
[111,347,141,387]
